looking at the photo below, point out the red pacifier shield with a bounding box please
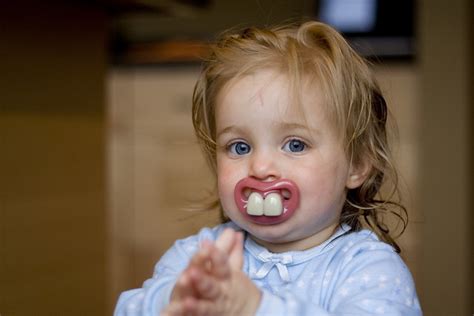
[233,177,300,225]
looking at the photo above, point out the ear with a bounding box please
[346,159,372,189]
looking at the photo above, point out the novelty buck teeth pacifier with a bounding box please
[233,177,300,225]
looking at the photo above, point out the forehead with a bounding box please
[215,69,329,128]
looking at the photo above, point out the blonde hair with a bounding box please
[192,21,407,252]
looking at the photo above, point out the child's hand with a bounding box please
[169,241,226,303]
[170,228,242,302]
[166,229,261,316]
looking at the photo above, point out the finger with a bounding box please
[162,302,185,316]
[171,271,196,301]
[215,228,236,254]
[182,296,200,316]
[188,268,221,299]
[189,243,212,271]
[199,239,213,249]
[197,237,233,278]
[191,245,211,268]
[228,231,244,270]
[207,244,231,278]
[187,298,220,316]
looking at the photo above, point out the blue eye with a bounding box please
[283,139,306,153]
[229,141,251,155]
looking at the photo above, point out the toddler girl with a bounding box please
[114,21,422,315]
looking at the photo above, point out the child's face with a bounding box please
[215,69,364,252]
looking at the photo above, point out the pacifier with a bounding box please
[233,177,300,225]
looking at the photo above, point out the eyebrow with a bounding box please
[217,122,319,139]
[277,121,321,135]
[216,126,243,139]
[278,122,309,130]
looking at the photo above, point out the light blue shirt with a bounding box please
[114,222,422,315]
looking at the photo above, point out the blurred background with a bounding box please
[0,0,472,315]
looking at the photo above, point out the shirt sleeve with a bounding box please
[113,226,222,316]
[256,242,422,316]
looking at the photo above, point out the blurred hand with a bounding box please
[163,229,261,316]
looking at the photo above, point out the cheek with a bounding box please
[217,158,231,182]
[298,161,349,198]
[216,159,239,195]
[216,167,240,213]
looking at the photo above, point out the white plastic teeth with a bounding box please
[246,192,283,216]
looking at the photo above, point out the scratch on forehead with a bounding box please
[256,89,264,107]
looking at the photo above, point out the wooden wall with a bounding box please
[0,3,107,315]
[107,67,221,309]
[418,0,473,314]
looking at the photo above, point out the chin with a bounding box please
[244,221,298,243]
[226,210,310,244]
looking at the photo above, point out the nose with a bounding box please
[248,149,280,181]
